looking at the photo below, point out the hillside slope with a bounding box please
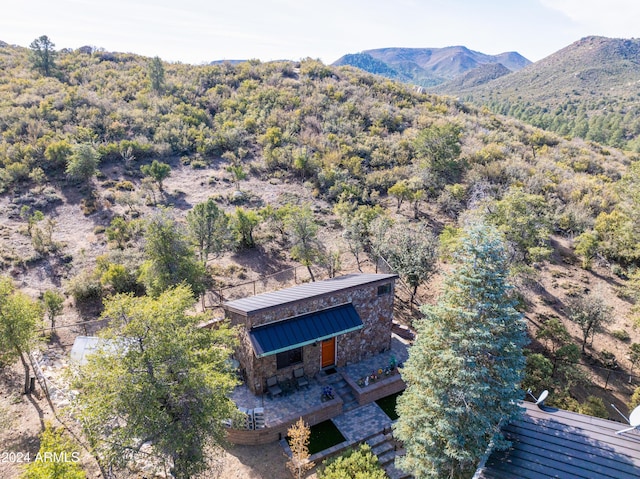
[432,62,513,91]
[1,41,640,479]
[437,36,640,150]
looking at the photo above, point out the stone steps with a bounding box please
[324,374,359,411]
[385,462,412,479]
[366,432,412,478]
[341,401,359,411]
[336,384,352,398]
[372,441,394,459]
[377,448,396,467]
[316,369,342,384]
[366,433,386,447]
[327,375,346,386]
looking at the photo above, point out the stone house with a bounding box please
[222,273,398,395]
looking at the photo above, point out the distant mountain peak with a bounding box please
[332,46,530,88]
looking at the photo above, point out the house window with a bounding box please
[276,347,303,369]
[377,283,392,296]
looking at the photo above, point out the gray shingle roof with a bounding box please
[222,273,398,315]
[475,401,640,479]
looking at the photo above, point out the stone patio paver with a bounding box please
[341,336,409,384]
[331,402,393,442]
[231,379,328,427]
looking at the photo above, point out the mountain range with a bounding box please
[332,46,531,87]
[334,37,640,150]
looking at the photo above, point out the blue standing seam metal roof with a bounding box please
[249,303,363,358]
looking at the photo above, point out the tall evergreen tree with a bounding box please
[148,56,165,93]
[29,35,56,76]
[395,223,527,479]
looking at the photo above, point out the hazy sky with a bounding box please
[2,0,639,64]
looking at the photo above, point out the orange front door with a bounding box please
[321,337,336,368]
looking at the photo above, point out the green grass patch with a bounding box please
[375,391,403,420]
[305,420,346,455]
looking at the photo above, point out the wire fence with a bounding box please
[578,360,640,392]
[203,254,412,309]
[35,317,109,336]
[204,263,329,307]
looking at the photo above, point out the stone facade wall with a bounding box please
[226,280,395,394]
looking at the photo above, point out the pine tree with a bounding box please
[394,223,528,479]
[29,35,56,77]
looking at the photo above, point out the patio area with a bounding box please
[342,335,409,387]
[231,376,330,428]
[227,335,409,444]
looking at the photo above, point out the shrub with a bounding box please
[66,143,100,183]
[100,263,138,294]
[44,139,73,167]
[318,443,386,479]
[65,269,102,304]
[578,396,608,418]
[115,180,135,191]
[21,422,86,479]
[611,329,630,341]
[190,159,207,169]
[574,231,599,269]
[630,386,640,409]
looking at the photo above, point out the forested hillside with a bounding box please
[2,38,640,477]
[2,40,639,268]
[437,36,640,151]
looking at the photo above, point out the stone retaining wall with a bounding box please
[344,373,406,406]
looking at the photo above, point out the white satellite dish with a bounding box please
[527,389,549,407]
[615,405,640,435]
[536,390,549,405]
